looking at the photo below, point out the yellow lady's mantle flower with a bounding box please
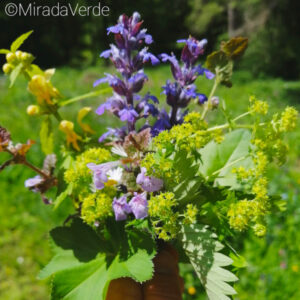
[59,120,82,151]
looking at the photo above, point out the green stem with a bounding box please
[59,88,111,107]
[205,155,249,180]
[201,76,219,120]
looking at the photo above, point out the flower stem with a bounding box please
[59,88,111,106]
[201,77,218,120]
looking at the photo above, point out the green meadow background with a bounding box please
[1,0,300,298]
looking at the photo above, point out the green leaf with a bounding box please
[180,224,238,300]
[40,117,54,155]
[10,30,33,52]
[199,129,253,188]
[9,63,23,87]
[229,253,248,269]
[0,49,9,54]
[221,37,248,60]
[53,183,73,210]
[40,219,156,300]
[206,51,233,87]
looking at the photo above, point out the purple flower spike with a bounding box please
[113,196,132,221]
[119,107,139,122]
[136,167,163,192]
[129,193,148,219]
[87,161,118,190]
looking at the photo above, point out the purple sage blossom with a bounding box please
[129,192,148,219]
[113,196,132,221]
[136,167,163,192]
[24,175,44,192]
[87,161,119,190]
[118,107,139,122]
[94,13,160,142]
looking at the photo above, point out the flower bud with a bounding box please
[211,96,219,109]
[26,105,40,116]
[2,63,13,74]
[59,120,74,132]
[15,50,23,60]
[6,52,17,64]
[21,52,33,63]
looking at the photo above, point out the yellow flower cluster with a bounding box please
[228,101,298,236]
[278,107,298,132]
[148,192,179,240]
[249,96,269,115]
[183,204,198,225]
[153,112,221,153]
[64,147,111,199]
[227,199,266,234]
[81,189,115,225]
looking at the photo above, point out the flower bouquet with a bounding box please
[0,12,298,300]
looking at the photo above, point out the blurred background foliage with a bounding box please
[0,0,300,79]
[0,0,300,299]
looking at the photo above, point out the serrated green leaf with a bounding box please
[0,49,10,54]
[9,63,23,87]
[180,224,238,300]
[221,37,248,60]
[40,117,54,155]
[10,30,33,52]
[40,219,156,300]
[199,129,253,189]
[206,51,233,87]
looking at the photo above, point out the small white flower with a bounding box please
[107,167,123,182]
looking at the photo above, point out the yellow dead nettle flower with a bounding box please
[28,70,60,105]
[26,105,40,116]
[59,120,82,151]
[77,107,95,134]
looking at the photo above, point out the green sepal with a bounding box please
[9,63,23,87]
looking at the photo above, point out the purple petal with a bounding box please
[24,175,43,188]
[136,167,163,192]
[145,34,153,44]
[100,49,112,59]
[93,77,108,87]
[113,196,131,221]
[129,193,148,219]
[204,69,215,80]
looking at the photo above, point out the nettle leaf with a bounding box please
[199,129,253,189]
[221,37,248,60]
[9,63,23,87]
[40,117,54,155]
[180,224,238,300]
[10,30,33,52]
[206,51,233,87]
[0,49,10,54]
[39,218,156,300]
